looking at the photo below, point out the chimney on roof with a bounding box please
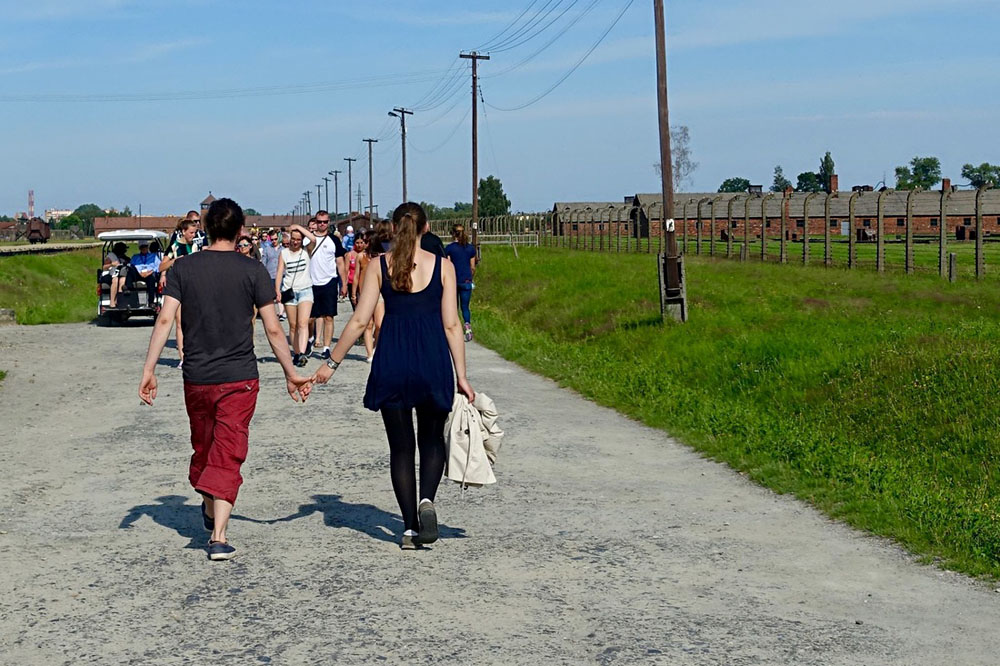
[828,174,839,193]
[941,178,951,192]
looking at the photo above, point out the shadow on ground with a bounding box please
[119,495,267,549]
[265,493,466,544]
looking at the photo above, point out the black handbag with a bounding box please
[280,288,295,304]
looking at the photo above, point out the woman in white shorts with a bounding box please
[275,228,313,367]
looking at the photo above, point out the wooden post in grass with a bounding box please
[939,185,951,278]
[824,192,834,266]
[949,252,957,282]
[877,188,889,273]
[848,190,860,269]
[905,189,916,274]
[976,186,987,279]
[681,200,689,254]
[803,191,819,265]
[743,195,752,262]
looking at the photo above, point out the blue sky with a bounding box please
[1,0,998,217]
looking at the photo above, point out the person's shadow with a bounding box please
[267,494,466,545]
[118,494,267,549]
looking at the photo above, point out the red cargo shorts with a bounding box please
[183,379,259,505]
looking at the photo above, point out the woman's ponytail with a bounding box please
[389,202,427,292]
[452,223,469,246]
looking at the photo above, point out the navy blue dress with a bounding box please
[364,254,455,413]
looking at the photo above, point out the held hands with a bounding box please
[458,376,475,403]
[312,364,335,385]
[139,369,158,405]
[286,374,312,402]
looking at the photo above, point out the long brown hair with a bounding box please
[388,202,426,292]
[451,223,469,246]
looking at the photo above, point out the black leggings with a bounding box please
[380,405,448,532]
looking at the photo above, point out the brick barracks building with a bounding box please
[553,177,1000,241]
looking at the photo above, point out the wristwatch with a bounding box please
[326,358,341,371]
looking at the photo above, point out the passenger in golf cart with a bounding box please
[97,230,169,320]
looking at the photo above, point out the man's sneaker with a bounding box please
[400,533,417,551]
[208,541,236,561]
[321,348,331,360]
[463,323,473,342]
[305,338,314,356]
[201,502,214,532]
[416,500,439,545]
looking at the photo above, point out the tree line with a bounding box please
[719,154,999,193]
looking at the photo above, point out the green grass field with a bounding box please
[474,247,1000,578]
[0,248,101,324]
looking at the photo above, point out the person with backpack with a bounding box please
[445,223,478,342]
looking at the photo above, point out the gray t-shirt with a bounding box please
[164,250,274,385]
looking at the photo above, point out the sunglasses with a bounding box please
[316,220,329,225]
[238,242,251,248]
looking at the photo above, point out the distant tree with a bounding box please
[420,201,474,220]
[718,177,751,193]
[961,162,1000,188]
[895,156,941,190]
[72,203,105,235]
[795,171,824,192]
[244,208,261,216]
[771,165,792,192]
[122,206,132,216]
[105,208,129,217]
[478,175,511,217]
[819,151,836,192]
[453,201,472,214]
[57,213,83,230]
[653,125,698,191]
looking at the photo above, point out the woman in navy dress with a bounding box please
[314,202,475,549]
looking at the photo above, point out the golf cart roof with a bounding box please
[97,230,170,243]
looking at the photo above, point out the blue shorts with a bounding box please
[288,287,313,306]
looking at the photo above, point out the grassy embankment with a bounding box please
[0,248,101,325]
[474,247,1000,578]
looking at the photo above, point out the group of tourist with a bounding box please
[139,198,480,560]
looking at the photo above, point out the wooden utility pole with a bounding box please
[322,177,331,213]
[390,107,413,202]
[653,0,686,322]
[316,184,323,213]
[329,170,341,218]
[364,138,378,218]
[357,186,363,218]
[344,158,357,213]
[460,51,490,247]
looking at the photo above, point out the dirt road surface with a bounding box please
[2,315,999,665]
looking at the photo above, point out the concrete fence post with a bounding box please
[696,197,708,255]
[976,186,987,279]
[761,193,775,261]
[939,188,950,278]
[905,189,917,274]
[824,192,834,267]
[743,195,752,262]
[726,195,739,259]
[780,190,790,264]
[848,191,860,269]
[949,252,957,283]
[803,191,819,265]
[876,188,889,273]
[710,195,724,257]
[681,200,689,255]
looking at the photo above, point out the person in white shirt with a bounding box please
[289,210,346,360]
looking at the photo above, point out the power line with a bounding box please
[410,64,470,113]
[473,0,544,51]
[479,0,570,53]
[408,106,471,154]
[488,0,586,54]
[0,68,457,103]
[483,0,602,78]
[484,0,635,112]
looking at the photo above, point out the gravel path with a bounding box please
[1,315,999,665]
